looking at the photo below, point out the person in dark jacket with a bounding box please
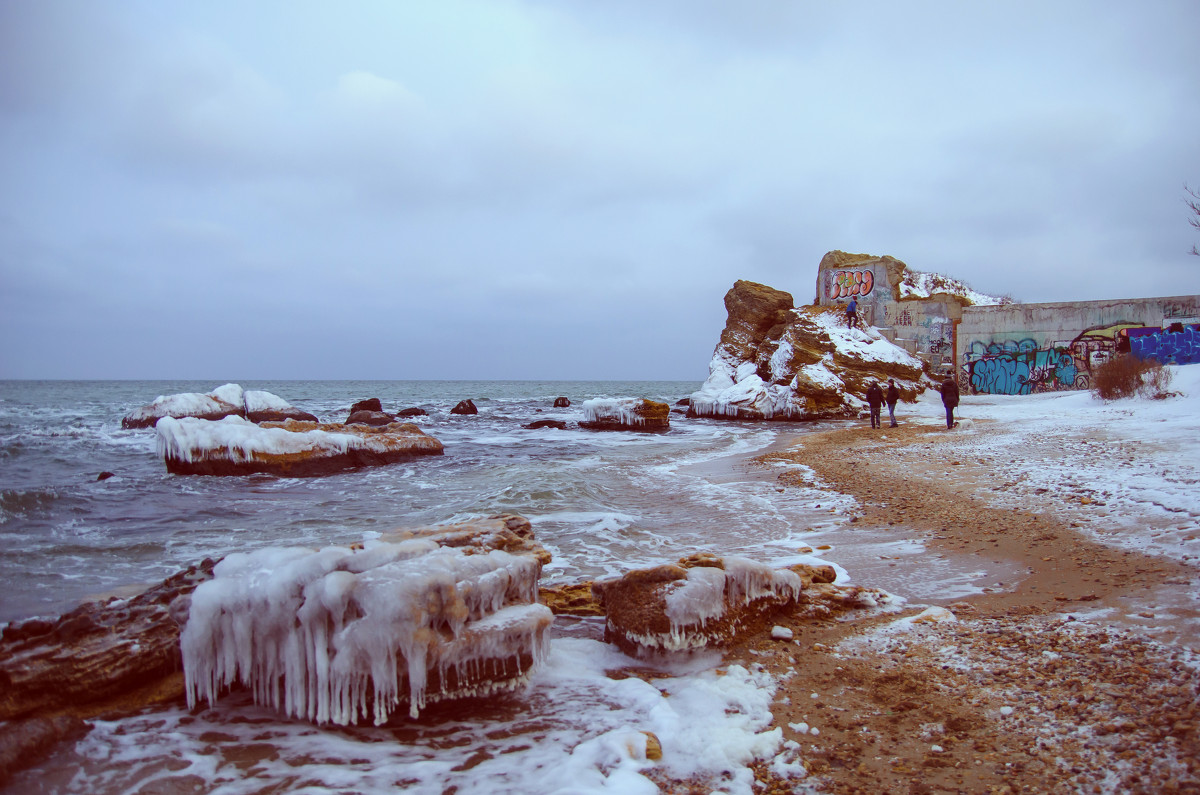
[885,378,900,427]
[866,381,884,429]
[845,297,858,330]
[939,376,960,429]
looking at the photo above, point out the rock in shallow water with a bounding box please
[156,416,444,476]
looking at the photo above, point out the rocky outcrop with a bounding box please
[347,409,399,426]
[0,515,549,733]
[553,397,571,408]
[579,398,670,431]
[452,399,478,415]
[397,407,427,417]
[592,553,832,655]
[156,417,443,476]
[349,398,383,414]
[689,281,928,420]
[0,559,217,724]
[124,384,319,428]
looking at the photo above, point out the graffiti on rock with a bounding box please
[964,321,1200,394]
[826,269,875,300]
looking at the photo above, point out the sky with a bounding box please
[2,1,1198,380]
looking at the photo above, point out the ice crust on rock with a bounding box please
[181,540,552,724]
[155,415,443,476]
[582,399,650,426]
[661,558,802,648]
[124,384,316,429]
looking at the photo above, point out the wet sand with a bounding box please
[708,418,1199,794]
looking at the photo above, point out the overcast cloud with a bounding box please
[2,0,1198,380]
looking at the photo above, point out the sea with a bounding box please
[0,380,1005,794]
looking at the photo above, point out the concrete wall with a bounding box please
[816,255,962,370]
[958,295,1200,394]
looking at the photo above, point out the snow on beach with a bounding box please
[907,365,1200,569]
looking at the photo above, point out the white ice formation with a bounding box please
[581,398,656,427]
[181,539,552,724]
[660,558,802,649]
[156,415,416,465]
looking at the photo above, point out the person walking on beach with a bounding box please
[845,297,859,330]
[886,378,900,427]
[866,381,884,429]
[939,375,960,429]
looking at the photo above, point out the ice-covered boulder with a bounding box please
[124,384,319,428]
[156,416,443,476]
[181,535,553,724]
[579,398,670,431]
[592,553,806,655]
[122,383,246,429]
[689,281,927,420]
[244,390,319,424]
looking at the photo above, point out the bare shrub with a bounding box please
[1091,355,1175,400]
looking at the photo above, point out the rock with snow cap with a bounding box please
[121,383,246,429]
[579,398,670,431]
[243,389,319,424]
[689,281,927,420]
[592,553,806,655]
[156,416,443,476]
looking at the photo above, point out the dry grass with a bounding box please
[1091,355,1175,401]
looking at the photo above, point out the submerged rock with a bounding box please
[346,409,398,426]
[689,281,927,420]
[523,419,568,430]
[156,416,443,476]
[579,398,670,431]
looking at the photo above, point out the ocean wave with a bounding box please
[0,487,60,523]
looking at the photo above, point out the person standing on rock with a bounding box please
[886,378,900,427]
[940,375,960,429]
[866,381,884,429]
[845,297,859,330]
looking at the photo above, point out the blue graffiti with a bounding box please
[969,347,1079,395]
[1130,326,1200,365]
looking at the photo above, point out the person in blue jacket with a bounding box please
[845,297,859,330]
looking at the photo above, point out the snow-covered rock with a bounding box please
[181,533,552,724]
[689,281,928,420]
[123,384,317,428]
[156,416,443,476]
[579,398,670,431]
[592,553,819,655]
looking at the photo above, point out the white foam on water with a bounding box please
[46,638,787,795]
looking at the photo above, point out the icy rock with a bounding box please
[156,416,443,477]
[124,384,319,428]
[579,398,670,431]
[244,390,319,424]
[122,384,246,428]
[771,625,794,640]
[688,280,927,421]
[592,553,804,655]
[181,533,553,724]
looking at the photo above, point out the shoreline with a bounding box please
[710,412,1200,794]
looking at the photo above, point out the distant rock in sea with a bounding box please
[579,398,670,431]
[156,416,443,476]
[689,280,927,420]
[553,397,571,408]
[451,399,478,415]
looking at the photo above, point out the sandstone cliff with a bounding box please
[689,280,928,420]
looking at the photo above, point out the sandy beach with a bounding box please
[702,378,1200,794]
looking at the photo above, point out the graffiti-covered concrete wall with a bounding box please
[815,250,965,371]
[959,295,1200,395]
